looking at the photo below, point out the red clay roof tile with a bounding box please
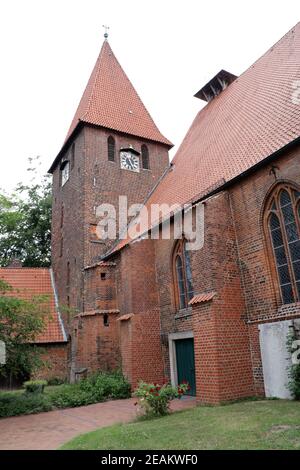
[65,40,172,148]
[189,292,216,305]
[0,268,66,343]
[117,313,134,321]
[108,23,300,255]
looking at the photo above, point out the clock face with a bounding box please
[120,151,140,172]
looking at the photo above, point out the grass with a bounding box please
[61,400,300,450]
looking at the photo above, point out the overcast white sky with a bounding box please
[0,0,299,192]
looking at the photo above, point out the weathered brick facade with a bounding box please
[49,29,300,402]
[51,126,169,316]
[34,344,69,381]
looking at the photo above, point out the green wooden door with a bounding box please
[175,338,196,396]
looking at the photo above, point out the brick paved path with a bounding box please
[0,396,195,450]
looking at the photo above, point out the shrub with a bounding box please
[47,377,66,386]
[287,331,300,400]
[23,379,47,394]
[0,392,52,418]
[288,364,300,400]
[134,381,190,417]
[50,385,96,408]
[79,371,131,400]
[0,371,131,417]
[50,371,131,408]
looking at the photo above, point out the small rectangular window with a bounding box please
[61,162,70,187]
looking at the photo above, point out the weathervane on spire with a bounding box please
[102,25,110,39]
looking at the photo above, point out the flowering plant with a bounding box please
[133,380,190,417]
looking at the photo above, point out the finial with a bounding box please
[102,25,110,39]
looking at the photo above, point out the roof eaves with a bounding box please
[49,121,173,174]
[48,121,84,174]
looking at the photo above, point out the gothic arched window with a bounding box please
[265,184,300,304]
[141,144,150,169]
[173,239,194,309]
[108,136,115,162]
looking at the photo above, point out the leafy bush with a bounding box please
[79,371,131,400]
[0,371,131,417]
[287,331,300,400]
[47,377,66,386]
[23,379,47,394]
[49,385,96,408]
[288,364,300,400]
[134,381,190,417]
[0,392,52,418]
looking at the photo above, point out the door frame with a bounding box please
[168,331,194,388]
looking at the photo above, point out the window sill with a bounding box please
[277,302,300,315]
[175,307,192,319]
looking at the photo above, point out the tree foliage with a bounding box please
[0,157,52,267]
[0,279,48,381]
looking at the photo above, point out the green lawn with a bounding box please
[61,400,300,450]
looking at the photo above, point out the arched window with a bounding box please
[141,144,150,169]
[173,239,194,309]
[108,136,115,162]
[265,184,300,304]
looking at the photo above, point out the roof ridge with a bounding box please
[229,22,300,87]
[108,47,168,136]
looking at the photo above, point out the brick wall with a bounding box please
[51,128,86,320]
[114,239,164,387]
[51,114,300,400]
[82,125,170,265]
[51,124,169,318]
[112,145,300,402]
[73,312,120,373]
[84,264,117,312]
[229,144,300,394]
[33,343,68,381]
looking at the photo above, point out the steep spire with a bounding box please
[65,40,172,147]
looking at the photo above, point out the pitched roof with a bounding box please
[0,268,67,343]
[107,22,300,255]
[189,292,216,305]
[64,39,171,148]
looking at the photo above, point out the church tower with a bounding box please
[49,36,172,315]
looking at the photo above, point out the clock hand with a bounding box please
[126,157,133,169]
